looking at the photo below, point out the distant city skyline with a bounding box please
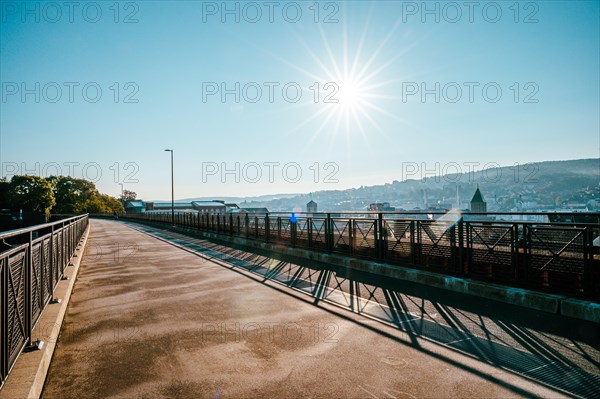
[1,1,599,200]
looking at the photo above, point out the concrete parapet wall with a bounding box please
[188,228,597,323]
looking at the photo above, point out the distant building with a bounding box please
[146,201,196,212]
[145,200,229,215]
[124,200,145,214]
[470,186,487,213]
[192,201,226,215]
[368,202,395,212]
[225,203,239,212]
[240,207,269,216]
[307,200,318,213]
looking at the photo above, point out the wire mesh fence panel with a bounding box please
[467,223,516,282]
[270,216,292,244]
[526,225,587,294]
[416,220,457,273]
[590,225,600,298]
[294,217,310,248]
[52,233,61,290]
[384,219,413,263]
[42,238,53,304]
[6,249,27,371]
[306,218,329,251]
[353,219,378,259]
[331,219,352,256]
[31,242,43,325]
[250,216,267,240]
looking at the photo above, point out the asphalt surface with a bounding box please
[42,219,598,398]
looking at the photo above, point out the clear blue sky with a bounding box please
[1,0,599,200]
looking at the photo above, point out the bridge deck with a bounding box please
[41,220,593,398]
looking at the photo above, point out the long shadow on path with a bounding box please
[125,221,600,399]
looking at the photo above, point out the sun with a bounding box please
[258,5,415,147]
[336,78,364,109]
[270,13,413,145]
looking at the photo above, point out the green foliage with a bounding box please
[6,175,56,219]
[119,189,137,205]
[90,194,125,213]
[49,176,98,214]
[1,175,123,217]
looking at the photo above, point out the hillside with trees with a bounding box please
[231,159,600,212]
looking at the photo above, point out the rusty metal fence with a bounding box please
[123,212,600,300]
[0,214,88,388]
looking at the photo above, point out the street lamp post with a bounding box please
[119,183,124,196]
[164,149,175,226]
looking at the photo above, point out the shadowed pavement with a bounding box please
[42,220,576,398]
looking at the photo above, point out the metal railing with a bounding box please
[0,214,88,387]
[120,211,600,300]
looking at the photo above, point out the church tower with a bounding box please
[306,193,318,213]
[470,185,487,213]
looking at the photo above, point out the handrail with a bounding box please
[0,214,89,240]
[0,214,89,387]
[264,211,600,217]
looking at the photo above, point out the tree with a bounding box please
[48,176,125,214]
[7,175,55,219]
[97,194,124,213]
[49,176,98,214]
[119,190,137,205]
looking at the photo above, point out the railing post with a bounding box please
[25,231,33,346]
[350,219,356,254]
[584,226,593,297]
[326,213,332,253]
[70,220,74,255]
[457,218,464,276]
[523,223,530,284]
[414,220,421,266]
[61,221,65,273]
[378,213,386,261]
[245,213,250,238]
[512,223,518,281]
[277,217,282,241]
[265,214,270,243]
[291,218,297,247]
[307,217,312,248]
[410,220,416,264]
[50,225,54,292]
[374,214,380,260]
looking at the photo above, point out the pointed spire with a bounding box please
[471,186,485,203]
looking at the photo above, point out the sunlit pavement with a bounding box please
[42,219,596,398]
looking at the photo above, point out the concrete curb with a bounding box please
[0,224,91,399]
[171,227,597,323]
[560,298,600,324]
